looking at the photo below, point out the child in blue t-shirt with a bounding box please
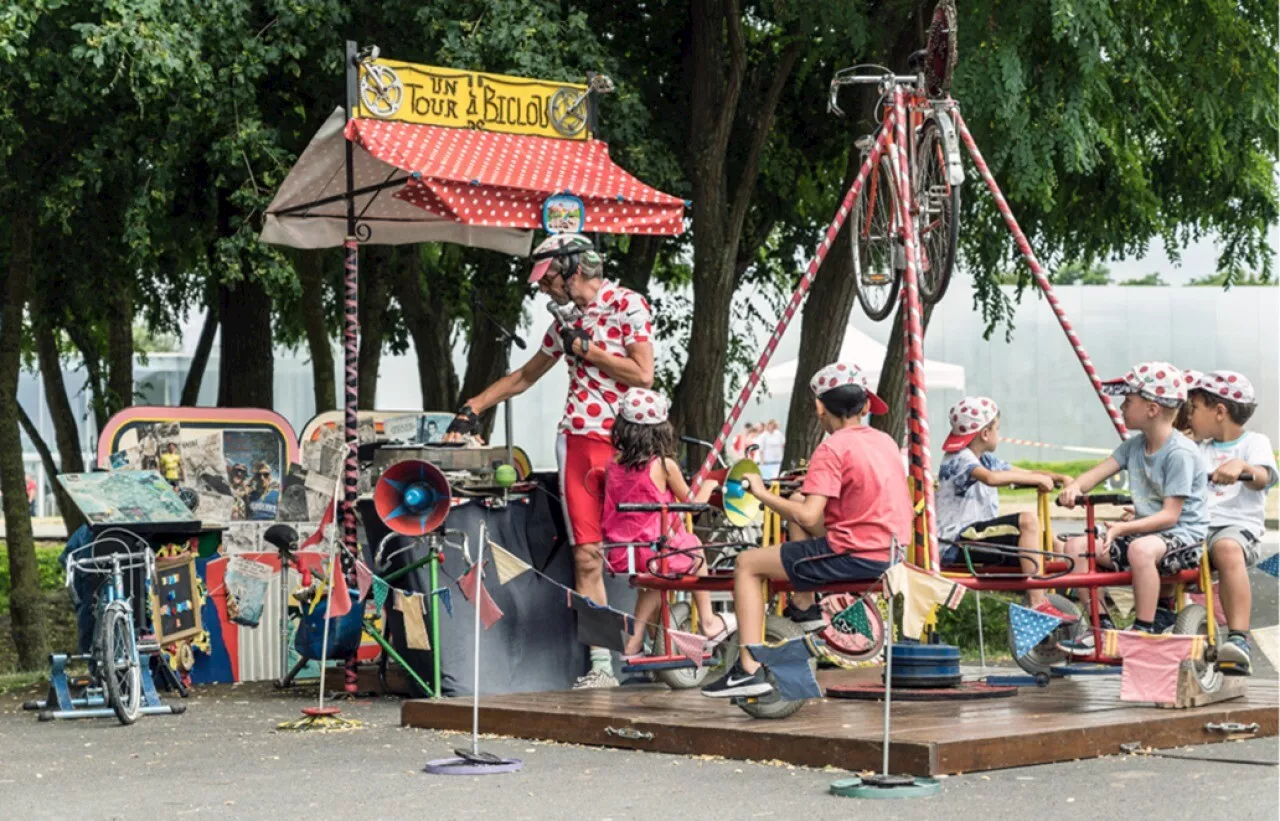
[936,396,1070,615]
[1058,362,1208,653]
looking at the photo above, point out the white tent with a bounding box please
[260,107,531,254]
[762,326,965,395]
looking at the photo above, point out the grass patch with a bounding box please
[0,540,80,675]
[997,459,1099,500]
[0,670,45,695]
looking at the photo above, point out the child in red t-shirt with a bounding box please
[702,363,912,699]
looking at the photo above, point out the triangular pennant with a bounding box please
[1008,603,1063,658]
[370,576,390,611]
[831,599,873,639]
[571,596,627,652]
[745,636,822,701]
[354,560,374,601]
[433,587,453,618]
[1258,553,1279,579]
[489,541,532,585]
[457,560,503,630]
[300,478,339,549]
[457,560,485,603]
[668,629,707,668]
[326,561,352,619]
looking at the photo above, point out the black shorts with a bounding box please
[779,537,890,591]
[942,513,1024,566]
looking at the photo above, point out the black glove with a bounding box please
[559,326,591,358]
[447,406,480,436]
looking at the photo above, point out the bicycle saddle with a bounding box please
[263,524,300,556]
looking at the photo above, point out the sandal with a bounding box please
[703,612,738,650]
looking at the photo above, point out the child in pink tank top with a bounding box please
[603,389,736,658]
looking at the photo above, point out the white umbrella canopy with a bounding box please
[762,326,965,394]
[260,107,532,254]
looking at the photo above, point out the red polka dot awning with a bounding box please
[344,118,686,235]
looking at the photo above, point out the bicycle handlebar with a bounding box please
[616,502,711,514]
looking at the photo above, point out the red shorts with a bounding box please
[556,433,614,546]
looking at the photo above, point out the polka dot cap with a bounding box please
[1101,361,1186,407]
[620,388,669,425]
[808,362,888,415]
[942,396,999,453]
[344,118,686,235]
[1186,369,1255,405]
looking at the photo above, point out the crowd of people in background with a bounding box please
[729,420,786,479]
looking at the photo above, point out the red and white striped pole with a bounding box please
[887,87,939,570]
[686,114,897,496]
[951,108,1127,440]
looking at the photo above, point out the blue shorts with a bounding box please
[779,537,890,591]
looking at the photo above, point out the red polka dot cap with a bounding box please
[942,396,999,453]
[620,388,669,425]
[1101,361,1186,407]
[1186,369,1255,405]
[808,362,888,415]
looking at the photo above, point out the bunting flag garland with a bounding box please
[354,560,374,601]
[370,576,391,611]
[393,590,431,650]
[434,587,453,618]
[1100,630,1205,704]
[571,595,627,652]
[882,563,966,639]
[746,636,822,701]
[668,629,708,668]
[830,599,874,640]
[1258,553,1279,579]
[326,553,352,619]
[458,560,504,630]
[489,541,533,584]
[1008,603,1064,658]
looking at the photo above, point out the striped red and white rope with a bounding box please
[888,87,939,571]
[950,109,1127,441]
[998,436,1111,456]
[686,115,895,498]
[342,238,360,555]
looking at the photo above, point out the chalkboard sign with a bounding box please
[151,553,203,645]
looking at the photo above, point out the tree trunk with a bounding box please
[217,272,274,408]
[357,247,392,408]
[458,261,520,440]
[296,250,336,413]
[614,235,662,295]
[871,301,937,446]
[17,403,85,533]
[106,287,134,414]
[65,324,109,434]
[781,218,860,467]
[1,211,48,669]
[181,300,219,406]
[393,246,458,411]
[33,313,85,475]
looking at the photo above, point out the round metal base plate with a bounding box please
[830,775,943,799]
[424,755,524,776]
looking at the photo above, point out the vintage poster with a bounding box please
[224,431,284,521]
[179,431,236,523]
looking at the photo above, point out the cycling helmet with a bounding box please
[528,233,601,284]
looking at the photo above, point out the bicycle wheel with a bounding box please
[1173,604,1223,695]
[736,615,814,720]
[851,153,901,322]
[652,601,738,690]
[913,118,960,304]
[101,605,141,725]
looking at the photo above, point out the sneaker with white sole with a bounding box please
[572,669,620,689]
[700,660,773,698]
[1057,613,1115,656]
[1217,634,1252,676]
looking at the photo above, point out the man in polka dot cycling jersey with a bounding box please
[448,233,655,688]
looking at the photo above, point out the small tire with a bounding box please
[1173,603,1223,694]
[736,615,813,720]
[1010,593,1080,676]
[913,118,960,305]
[851,154,902,322]
[653,602,737,690]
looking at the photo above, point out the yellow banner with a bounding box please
[355,59,591,140]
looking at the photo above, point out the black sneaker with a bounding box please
[701,660,773,698]
[783,600,826,632]
[1058,613,1116,656]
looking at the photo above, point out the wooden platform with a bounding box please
[401,669,1279,775]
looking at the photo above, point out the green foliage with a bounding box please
[1187,269,1277,287]
[1118,272,1168,287]
[0,542,64,614]
[932,590,1017,654]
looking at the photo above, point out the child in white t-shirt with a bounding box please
[1185,370,1278,676]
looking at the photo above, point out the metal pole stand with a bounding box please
[831,569,941,799]
[425,522,523,775]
